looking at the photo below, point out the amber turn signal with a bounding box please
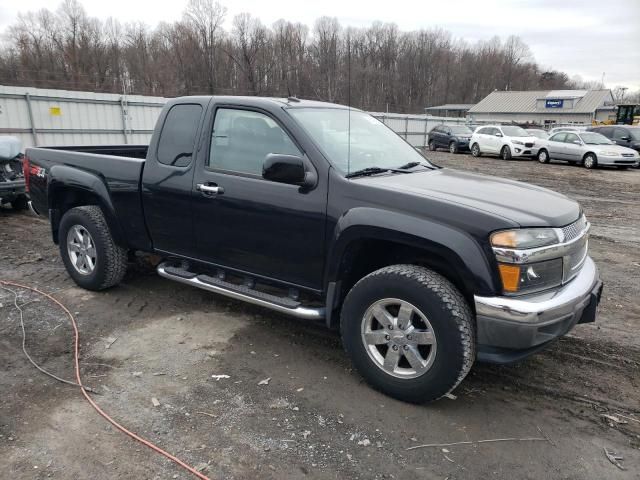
[498,264,521,292]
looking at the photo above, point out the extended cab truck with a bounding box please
[24,96,603,403]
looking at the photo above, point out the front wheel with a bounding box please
[583,153,598,169]
[501,146,512,160]
[341,265,475,403]
[59,205,128,291]
[428,140,437,151]
[537,149,550,164]
[449,142,459,154]
[471,143,481,157]
[10,195,28,211]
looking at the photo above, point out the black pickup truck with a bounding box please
[25,96,603,403]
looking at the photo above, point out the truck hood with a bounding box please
[357,168,580,227]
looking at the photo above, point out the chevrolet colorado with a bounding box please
[24,96,603,403]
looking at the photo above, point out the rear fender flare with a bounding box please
[47,165,126,246]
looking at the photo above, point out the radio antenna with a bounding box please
[347,31,352,175]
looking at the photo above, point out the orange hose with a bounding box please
[0,280,212,480]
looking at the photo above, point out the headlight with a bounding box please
[491,228,560,249]
[512,140,524,145]
[498,258,563,294]
[600,151,619,156]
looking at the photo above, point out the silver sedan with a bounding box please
[536,131,640,169]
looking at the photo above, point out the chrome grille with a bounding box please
[561,216,587,242]
[622,153,634,158]
[525,142,534,148]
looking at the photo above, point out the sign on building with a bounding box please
[545,99,564,109]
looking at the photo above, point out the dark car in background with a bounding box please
[428,125,473,154]
[588,126,640,154]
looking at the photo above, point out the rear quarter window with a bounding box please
[157,104,203,167]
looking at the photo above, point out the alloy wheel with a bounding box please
[361,298,437,379]
[67,225,97,275]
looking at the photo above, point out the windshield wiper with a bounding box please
[345,166,408,178]
[396,161,432,170]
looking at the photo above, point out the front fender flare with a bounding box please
[325,207,497,299]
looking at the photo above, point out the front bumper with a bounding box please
[474,256,602,363]
[597,155,639,166]
[457,140,470,150]
[511,145,536,157]
[0,179,26,198]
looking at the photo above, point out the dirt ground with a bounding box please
[1,151,639,479]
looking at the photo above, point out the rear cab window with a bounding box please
[157,104,203,167]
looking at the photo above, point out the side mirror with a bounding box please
[263,154,315,188]
[620,136,630,141]
[573,140,582,145]
[495,132,503,137]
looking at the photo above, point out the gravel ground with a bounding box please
[1,150,639,479]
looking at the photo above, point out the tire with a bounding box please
[340,264,475,404]
[537,149,550,164]
[449,142,459,154]
[583,153,597,169]
[428,140,437,151]
[58,205,128,291]
[501,146,512,160]
[471,143,481,157]
[10,195,28,211]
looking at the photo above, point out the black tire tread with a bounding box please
[63,206,127,289]
[342,264,475,402]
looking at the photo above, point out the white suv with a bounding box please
[470,125,538,160]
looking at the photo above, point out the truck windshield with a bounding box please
[287,108,433,175]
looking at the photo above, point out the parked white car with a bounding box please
[470,125,538,160]
[536,131,640,169]
[548,126,589,136]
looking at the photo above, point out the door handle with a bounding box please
[196,183,224,196]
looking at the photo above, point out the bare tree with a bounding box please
[0,0,591,111]
[183,0,226,93]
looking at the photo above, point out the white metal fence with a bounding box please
[0,85,166,148]
[1,85,481,149]
[370,113,472,147]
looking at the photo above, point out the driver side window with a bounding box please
[565,133,579,144]
[209,109,301,176]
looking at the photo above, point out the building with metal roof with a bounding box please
[467,89,615,126]
[424,104,475,118]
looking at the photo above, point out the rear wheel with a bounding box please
[428,140,437,151]
[471,143,481,157]
[501,146,512,160]
[583,153,598,169]
[537,149,550,164]
[449,142,459,154]
[341,265,475,403]
[59,205,128,291]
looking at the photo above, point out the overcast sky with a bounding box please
[1,0,638,90]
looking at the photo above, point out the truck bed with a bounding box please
[26,145,151,251]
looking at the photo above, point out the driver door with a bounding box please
[563,133,582,161]
[191,106,327,290]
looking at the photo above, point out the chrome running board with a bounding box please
[157,262,325,320]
